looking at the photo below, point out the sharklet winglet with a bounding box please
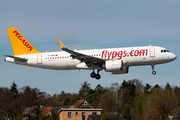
[56,38,65,49]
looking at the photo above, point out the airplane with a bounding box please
[5,27,176,80]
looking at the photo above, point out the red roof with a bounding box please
[73,99,85,108]
[73,99,93,109]
[41,107,52,115]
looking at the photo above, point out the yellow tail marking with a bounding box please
[7,28,41,56]
[56,38,65,49]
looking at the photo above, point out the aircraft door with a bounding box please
[150,47,155,57]
[37,54,42,64]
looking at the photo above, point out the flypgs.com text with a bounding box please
[101,49,148,60]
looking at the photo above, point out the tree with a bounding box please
[165,82,172,91]
[145,109,160,120]
[123,104,131,120]
[145,88,179,119]
[110,83,121,114]
[101,112,114,120]
[144,84,151,94]
[151,84,160,92]
[133,99,143,115]
[86,84,105,108]
[86,89,95,104]
[135,84,144,98]
[118,80,136,111]
[10,81,18,98]
[121,80,135,97]
[78,81,90,99]
[174,86,180,98]
[172,107,180,119]
[63,97,70,106]
[99,91,116,113]
[35,103,41,120]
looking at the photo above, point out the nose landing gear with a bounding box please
[151,65,156,75]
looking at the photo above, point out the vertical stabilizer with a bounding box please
[7,27,41,56]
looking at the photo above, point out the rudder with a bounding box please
[7,27,41,56]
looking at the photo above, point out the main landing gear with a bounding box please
[90,69,101,80]
[151,65,156,75]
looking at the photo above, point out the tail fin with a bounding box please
[7,27,41,56]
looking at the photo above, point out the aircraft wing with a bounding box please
[56,38,105,66]
[5,55,28,62]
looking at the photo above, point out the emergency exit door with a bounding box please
[37,54,42,64]
[150,47,155,57]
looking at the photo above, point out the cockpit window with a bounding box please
[161,50,170,53]
[165,50,170,52]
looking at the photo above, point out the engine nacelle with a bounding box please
[105,60,123,72]
[104,60,129,74]
[111,67,129,74]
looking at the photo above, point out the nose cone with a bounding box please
[171,53,177,61]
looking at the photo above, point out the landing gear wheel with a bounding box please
[151,65,156,75]
[95,74,101,80]
[152,71,156,75]
[90,72,96,78]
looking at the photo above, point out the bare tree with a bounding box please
[145,88,179,120]
[146,109,160,120]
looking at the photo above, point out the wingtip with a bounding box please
[56,38,65,49]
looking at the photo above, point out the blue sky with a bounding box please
[1,0,180,95]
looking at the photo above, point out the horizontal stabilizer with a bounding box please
[5,55,27,62]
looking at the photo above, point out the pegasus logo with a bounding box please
[12,30,34,51]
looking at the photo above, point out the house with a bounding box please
[41,106,53,116]
[59,108,102,120]
[58,99,102,120]
[50,106,63,114]
[72,99,93,109]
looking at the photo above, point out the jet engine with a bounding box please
[104,60,129,74]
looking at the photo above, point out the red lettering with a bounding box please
[112,51,117,59]
[117,51,123,60]
[134,50,139,56]
[18,36,23,40]
[123,50,127,57]
[21,40,26,44]
[140,49,148,56]
[12,30,34,51]
[28,46,33,51]
[25,42,30,48]
[130,50,134,57]
[13,30,20,36]
[105,50,108,58]
[108,51,112,59]
[101,49,148,60]
[102,50,106,58]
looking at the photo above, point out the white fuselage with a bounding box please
[5,46,176,72]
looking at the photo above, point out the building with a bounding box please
[58,99,102,120]
[59,108,102,120]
